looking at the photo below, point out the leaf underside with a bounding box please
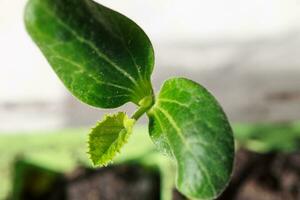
[25,0,154,108]
[88,112,135,166]
[148,77,234,200]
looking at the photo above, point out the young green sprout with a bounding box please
[24,0,234,199]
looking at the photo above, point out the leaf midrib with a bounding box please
[85,0,147,81]
[38,1,140,87]
[153,106,217,196]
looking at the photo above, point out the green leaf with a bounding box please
[88,112,135,166]
[24,0,154,108]
[148,77,234,200]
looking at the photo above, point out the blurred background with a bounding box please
[1,0,300,132]
[1,0,300,199]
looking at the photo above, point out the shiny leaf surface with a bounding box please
[25,0,154,108]
[148,77,234,199]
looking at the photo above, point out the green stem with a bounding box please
[132,95,155,120]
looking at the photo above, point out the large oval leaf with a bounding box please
[25,0,154,108]
[88,112,135,166]
[148,77,234,199]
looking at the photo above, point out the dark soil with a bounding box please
[17,150,300,200]
[65,165,160,200]
[20,164,160,200]
[218,149,300,200]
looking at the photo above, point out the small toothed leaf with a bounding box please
[88,112,135,166]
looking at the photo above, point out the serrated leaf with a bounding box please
[148,77,234,200]
[24,0,154,108]
[88,112,135,166]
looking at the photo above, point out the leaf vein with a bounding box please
[50,55,135,93]
[159,98,190,108]
[40,2,139,87]
[154,107,217,196]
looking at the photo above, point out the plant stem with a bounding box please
[132,95,154,120]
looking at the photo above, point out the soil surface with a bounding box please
[219,149,300,200]
[17,150,300,200]
[65,165,160,200]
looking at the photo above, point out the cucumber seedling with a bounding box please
[24,0,235,199]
